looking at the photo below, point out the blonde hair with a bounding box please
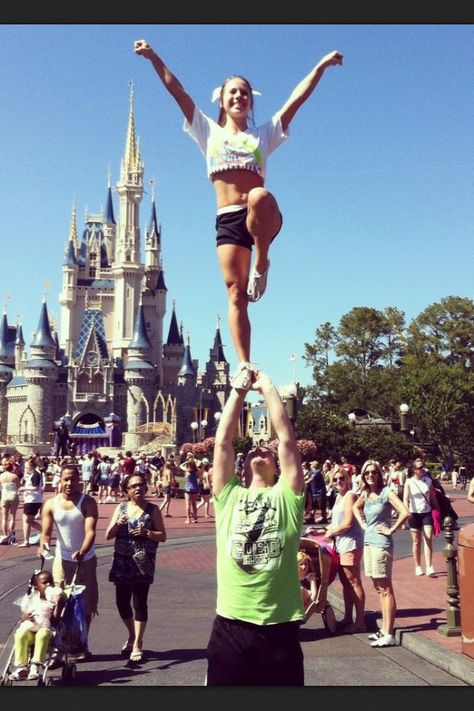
[297,551,312,566]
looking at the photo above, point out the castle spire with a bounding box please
[105,171,116,225]
[0,309,8,358]
[178,332,195,377]
[209,313,227,363]
[166,299,181,345]
[128,301,152,351]
[124,80,138,171]
[30,298,55,348]
[69,200,78,250]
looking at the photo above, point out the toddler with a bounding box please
[10,570,64,681]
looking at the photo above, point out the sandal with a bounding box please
[121,640,134,657]
[10,666,28,681]
[129,649,144,663]
[247,260,270,302]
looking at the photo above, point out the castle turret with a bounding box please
[162,300,185,386]
[124,302,156,435]
[14,322,25,372]
[0,310,14,441]
[22,300,58,444]
[202,315,231,412]
[142,188,167,375]
[103,173,117,265]
[59,202,79,361]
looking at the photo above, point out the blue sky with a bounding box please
[0,24,473,394]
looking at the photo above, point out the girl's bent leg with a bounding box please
[246,188,282,274]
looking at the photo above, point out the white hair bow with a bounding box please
[211,86,262,103]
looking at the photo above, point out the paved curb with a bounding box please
[327,588,474,686]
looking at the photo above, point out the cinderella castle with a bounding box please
[0,87,233,456]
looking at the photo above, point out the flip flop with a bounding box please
[129,649,144,663]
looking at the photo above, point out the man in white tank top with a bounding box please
[39,465,98,662]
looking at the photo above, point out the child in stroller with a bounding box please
[9,569,65,681]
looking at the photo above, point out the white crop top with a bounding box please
[183,106,289,180]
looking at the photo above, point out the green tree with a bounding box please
[303,322,338,396]
[406,296,474,367]
[347,427,417,468]
[337,307,386,377]
[381,306,406,368]
[399,361,474,469]
[295,403,353,462]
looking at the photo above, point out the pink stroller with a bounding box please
[299,529,340,635]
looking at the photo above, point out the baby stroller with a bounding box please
[299,528,340,635]
[51,563,88,683]
[0,556,55,686]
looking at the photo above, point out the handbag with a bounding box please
[431,508,441,537]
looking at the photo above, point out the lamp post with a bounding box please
[399,403,409,433]
[214,411,222,434]
[348,412,356,429]
[200,419,208,442]
[190,421,198,444]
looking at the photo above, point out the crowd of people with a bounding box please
[0,448,218,547]
[1,405,471,682]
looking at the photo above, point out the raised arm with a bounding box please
[213,388,247,497]
[134,39,195,124]
[252,372,303,494]
[277,50,343,132]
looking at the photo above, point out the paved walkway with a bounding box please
[1,482,473,685]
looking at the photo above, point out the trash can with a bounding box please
[458,523,474,659]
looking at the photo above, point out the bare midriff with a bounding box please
[212,169,264,210]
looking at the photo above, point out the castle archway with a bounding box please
[70,412,109,454]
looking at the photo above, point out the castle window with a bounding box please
[89,251,97,278]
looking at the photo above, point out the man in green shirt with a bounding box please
[206,370,305,685]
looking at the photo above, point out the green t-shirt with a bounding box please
[213,474,305,625]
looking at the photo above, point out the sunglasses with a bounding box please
[128,482,145,489]
[333,477,346,483]
[365,470,378,475]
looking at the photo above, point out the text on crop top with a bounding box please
[183,107,289,181]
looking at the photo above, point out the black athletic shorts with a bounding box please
[215,207,283,251]
[409,511,433,530]
[23,503,42,516]
[206,614,304,686]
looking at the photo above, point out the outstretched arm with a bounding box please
[277,51,343,132]
[252,372,304,493]
[134,39,195,123]
[213,388,247,497]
